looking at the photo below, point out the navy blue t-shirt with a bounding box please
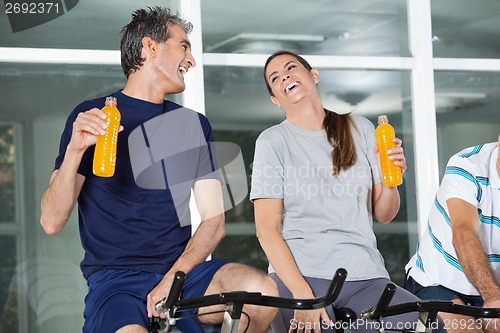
[54,90,218,279]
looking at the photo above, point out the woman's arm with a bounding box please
[254,198,312,298]
[255,198,333,328]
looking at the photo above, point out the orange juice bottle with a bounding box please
[93,96,121,177]
[375,115,402,187]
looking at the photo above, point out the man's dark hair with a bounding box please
[120,6,193,78]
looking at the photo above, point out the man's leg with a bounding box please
[199,263,279,333]
[116,324,148,333]
[84,269,161,333]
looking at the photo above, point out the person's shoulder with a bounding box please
[446,142,498,176]
[348,114,376,140]
[66,96,109,122]
[448,142,496,170]
[257,121,288,142]
[73,96,107,112]
[350,113,375,130]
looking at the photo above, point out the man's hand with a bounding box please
[68,108,123,153]
[481,295,500,333]
[147,272,176,319]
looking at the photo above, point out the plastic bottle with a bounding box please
[375,115,402,187]
[93,96,121,177]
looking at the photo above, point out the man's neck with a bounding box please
[122,76,165,104]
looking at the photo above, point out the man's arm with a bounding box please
[40,160,86,235]
[147,178,226,317]
[448,198,500,303]
[40,107,109,234]
[170,178,226,273]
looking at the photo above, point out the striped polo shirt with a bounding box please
[406,142,500,296]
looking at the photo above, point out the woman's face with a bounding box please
[264,54,319,108]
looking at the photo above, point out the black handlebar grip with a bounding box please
[324,268,347,302]
[369,283,396,319]
[155,271,186,312]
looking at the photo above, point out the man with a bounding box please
[405,135,500,333]
[40,7,277,333]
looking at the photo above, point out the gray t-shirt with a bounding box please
[250,114,390,281]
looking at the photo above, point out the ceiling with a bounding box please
[0,0,499,129]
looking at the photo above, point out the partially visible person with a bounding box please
[405,135,500,333]
[250,50,439,332]
[39,7,277,333]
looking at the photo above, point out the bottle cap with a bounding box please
[378,115,388,125]
[105,96,117,105]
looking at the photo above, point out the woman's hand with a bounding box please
[387,137,407,174]
[289,308,333,333]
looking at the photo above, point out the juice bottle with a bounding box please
[375,115,402,187]
[93,96,121,177]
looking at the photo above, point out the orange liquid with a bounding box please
[375,122,402,187]
[93,101,121,177]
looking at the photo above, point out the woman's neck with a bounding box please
[285,100,325,130]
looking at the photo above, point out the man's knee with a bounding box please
[213,263,278,296]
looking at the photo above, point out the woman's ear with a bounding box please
[270,96,281,108]
[311,68,320,84]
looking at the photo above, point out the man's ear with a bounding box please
[270,96,281,108]
[311,68,320,84]
[141,37,158,58]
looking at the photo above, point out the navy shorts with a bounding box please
[83,259,227,333]
[404,274,484,307]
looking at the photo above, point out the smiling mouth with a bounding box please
[179,66,187,76]
[285,81,300,94]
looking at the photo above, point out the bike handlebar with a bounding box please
[361,282,500,320]
[376,301,500,319]
[155,268,347,314]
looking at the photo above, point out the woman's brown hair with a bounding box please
[263,50,357,176]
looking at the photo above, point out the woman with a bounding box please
[250,51,427,333]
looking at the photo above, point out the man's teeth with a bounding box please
[179,67,187,74]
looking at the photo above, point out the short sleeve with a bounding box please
[250,135,284,201]
[353,115,381,185]
[440,155,480,207]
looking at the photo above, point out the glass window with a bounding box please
[435,71,500,174]
[0,62,128,332]
[206,66,417,285]
[0,0,176,49]
[0,236,17,332]
[431,0,500,58]
[0,124,15,223]
[201,0,409,56]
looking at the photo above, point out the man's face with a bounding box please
[154,24,196,94]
